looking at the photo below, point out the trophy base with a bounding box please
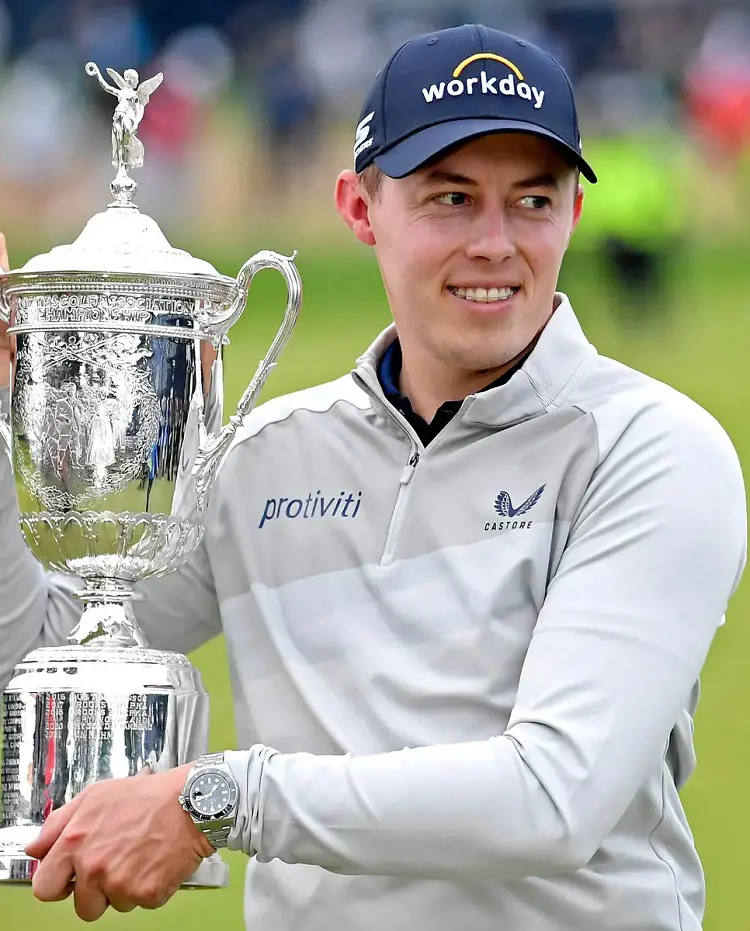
[0,826,229,888]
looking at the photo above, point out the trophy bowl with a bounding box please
[0,63,302,886]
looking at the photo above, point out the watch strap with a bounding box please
[183,751,237,850]
[197,751,226,767]
[199,822,232,849]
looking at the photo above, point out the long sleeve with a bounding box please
[0,385,223,692]
[225,397,746,880]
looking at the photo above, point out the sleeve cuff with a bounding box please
[225,745,279,856]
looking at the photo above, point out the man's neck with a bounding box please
[393,297,561,422]
[398,343,533,424]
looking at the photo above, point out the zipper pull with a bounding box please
[400,450,420,484]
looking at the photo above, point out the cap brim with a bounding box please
[374,118,597,183]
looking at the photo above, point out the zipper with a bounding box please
[381,443,420,566]
[354,371,425,565]
[351,365,465,565]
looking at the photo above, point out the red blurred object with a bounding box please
[139,84,202,159]
[685,63,750,159]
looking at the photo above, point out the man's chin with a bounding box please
[443,350,521,378]
[446,330,538,376]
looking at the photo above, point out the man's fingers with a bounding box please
[107,889,137,914]
[73,875,110,923]
[25,793,86,859]
[31,847,76,902]
[34,880,75,902]
[0,231,9,273]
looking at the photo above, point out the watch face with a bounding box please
[189,770,238,819]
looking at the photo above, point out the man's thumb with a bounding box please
[0,232,9,274]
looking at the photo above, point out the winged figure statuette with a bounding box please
[85,62,163,203]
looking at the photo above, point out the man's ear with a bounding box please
[335,170,377,247]
[567,183,585,246]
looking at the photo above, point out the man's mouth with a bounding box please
[447,286,520,304]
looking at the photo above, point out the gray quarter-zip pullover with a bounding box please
[0,295,745,930]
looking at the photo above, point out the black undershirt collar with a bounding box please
[377,339,524,446]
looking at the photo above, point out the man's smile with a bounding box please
[447,285,521,303]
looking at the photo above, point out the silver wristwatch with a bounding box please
[179,752,240,850]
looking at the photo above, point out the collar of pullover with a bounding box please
[352,293,597,430]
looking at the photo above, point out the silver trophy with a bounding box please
[0,63,301,885]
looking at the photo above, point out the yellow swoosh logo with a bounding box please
[453,53,524,81]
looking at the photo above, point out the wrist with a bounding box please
[179,752,240,852]
[172,762,217,856]
[189,818,218,858]
[169,764,216,856]
[169,762,194,789]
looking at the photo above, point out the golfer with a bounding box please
[0,24,746,931]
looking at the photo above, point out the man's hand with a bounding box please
[0,232,10,388]
[25,763,215,922]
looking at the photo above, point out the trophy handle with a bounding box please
[192,250,302,512]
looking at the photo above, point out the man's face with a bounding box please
[349,133,583,378]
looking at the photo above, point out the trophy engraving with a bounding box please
[16,329,161,507]
[0,63,302,885]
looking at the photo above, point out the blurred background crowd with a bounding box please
[4,4,750,930]
[0,0,748,255]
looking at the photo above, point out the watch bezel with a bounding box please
[181,764,239,822]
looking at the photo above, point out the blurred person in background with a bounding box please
[0,22,746,931]
[683,8,750,234]
[227,3,329,216]
[575,73,687,329]
[132,25,235,222]
[247,18,323,189]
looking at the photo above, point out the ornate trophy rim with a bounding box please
[15,645,194,666]
[1,269,237,289]
[2,269,239,343]
[1,269,238,312]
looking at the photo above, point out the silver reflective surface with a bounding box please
[0,59,302,892]
[0,645,228,887]
[3,261,301,589]
[0,253,300,884]
[9,286,208,581]
[84,62,163,209]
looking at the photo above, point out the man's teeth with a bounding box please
[450,286,518,303]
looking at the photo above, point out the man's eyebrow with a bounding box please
[420,169,478,186]
[513,173,560,190]
[419,169,563,189]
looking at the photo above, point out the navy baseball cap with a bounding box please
[353,23,597,183]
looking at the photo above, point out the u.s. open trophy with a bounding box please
[0,63,301,885]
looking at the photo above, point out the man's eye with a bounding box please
[518,195,551,209]
[434,192,470,206]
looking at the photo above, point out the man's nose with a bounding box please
[465,209,515,263]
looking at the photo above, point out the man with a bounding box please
[0,23,746,931]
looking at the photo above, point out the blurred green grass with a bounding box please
[2,240,749,929]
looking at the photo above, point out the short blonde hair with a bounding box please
[358,164,384,200]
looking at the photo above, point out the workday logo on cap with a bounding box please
[353,24,598,183]
[421,53,546,110]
